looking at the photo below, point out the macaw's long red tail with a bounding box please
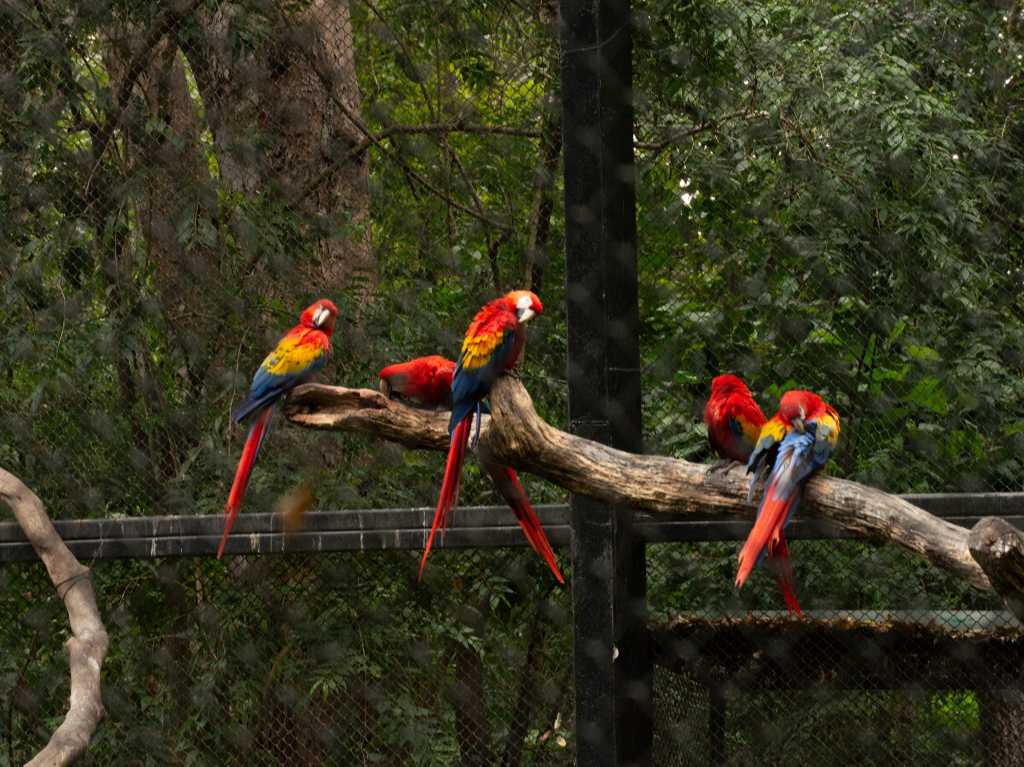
[768,537,801,615]
[420,416,473,580]
[217,406,274,559]
[485,462,564,584]
[735,469,803,614]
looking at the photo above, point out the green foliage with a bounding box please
[1,0,1022,763]
[635,0,1024,493]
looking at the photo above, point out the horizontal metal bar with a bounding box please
[1,494,1021,562]
[635,517,1024,543]
[0,505,572,563]
[0,525,575,563]
[0,504,571,543]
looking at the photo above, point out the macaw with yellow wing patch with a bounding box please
[418,290,544,580]
[217,299,338,559]
[736,389,841,614]
[379,354,563,584]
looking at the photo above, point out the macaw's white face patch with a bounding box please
[516,294,536,324]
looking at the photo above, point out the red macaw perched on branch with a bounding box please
[379,354,564,584]
[736,389,841,614]
[417,290,545,581]
[703,374,766,467]
[217,299,338,559]
[378,355,455,408]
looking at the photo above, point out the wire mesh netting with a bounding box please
[1,549,575,766]
[646,540,1020,766]
[1,0,1023,764]
[625,3,1024,755]
[0,0,565,520]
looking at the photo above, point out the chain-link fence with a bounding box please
[2,545,576,766]
[646,535,1019,766]
[623,3,1024,756]
[2,0,1023,764]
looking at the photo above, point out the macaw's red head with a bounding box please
[299,299,339,335]
[778,389,826,432]
[710,374,752,399]
[504,290,543,325]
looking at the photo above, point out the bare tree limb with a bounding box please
[284,377,992,592]
[0,469,109,767]
[969,517,1024,623]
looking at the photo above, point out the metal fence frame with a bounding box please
[2,494,1022,767]
[3,495,1020,565]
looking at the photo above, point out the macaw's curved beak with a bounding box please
[516,306,536,323]
[792,406,807,434]
[312,306,331,327]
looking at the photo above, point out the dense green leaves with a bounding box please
[635,0,1024,492]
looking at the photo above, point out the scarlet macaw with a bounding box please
[379,354,564,583]
[378,354,455,408]
[418,290,545,580]
[217,299,338,559]
[703,374,767,466]
[736,389,841,614]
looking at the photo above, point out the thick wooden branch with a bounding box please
[970,517,1024,622]
[284,377,991,592]
[0,469,109,766]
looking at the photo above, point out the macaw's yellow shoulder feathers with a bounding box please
[460,329,508,371]
[460,303,517,371]
[755,415,787,449]
[261,330,327,376]
[816,407,841,447]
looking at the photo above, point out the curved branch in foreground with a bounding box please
[0,469,109,766]
[284,377,990,592]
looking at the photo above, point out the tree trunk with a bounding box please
[104,27,216,486]
[187,0,374,295]
[524,0,562,293]
[980,688,1024,767]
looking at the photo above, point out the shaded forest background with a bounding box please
[0,0,1022,764]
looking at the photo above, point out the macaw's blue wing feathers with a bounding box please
[233,338,328,423]
[449,328,517,432]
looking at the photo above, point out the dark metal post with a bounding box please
[560,1,651,765]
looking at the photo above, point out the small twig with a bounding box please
[635,110,754,157]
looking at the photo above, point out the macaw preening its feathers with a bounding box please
[703,374,767,465]
[217,299,338,559]
[378,354,564,584]
[417,290,545,581]
[378,354,455,408]
[736,389,841,614]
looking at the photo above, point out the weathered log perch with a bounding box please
[970,517,1024,620]
[0,468,109,766]
[285,377,1005,598]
